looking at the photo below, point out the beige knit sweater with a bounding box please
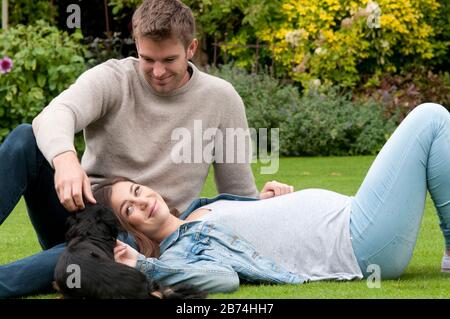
[32,58,258,211]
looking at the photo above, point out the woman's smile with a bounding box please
[147,200,158,219]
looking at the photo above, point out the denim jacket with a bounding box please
[135,194,308,293]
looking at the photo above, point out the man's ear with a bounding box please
[187,39,198,60]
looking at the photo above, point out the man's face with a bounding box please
[136,36,197,94]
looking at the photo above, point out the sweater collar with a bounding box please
[138,61,199,97]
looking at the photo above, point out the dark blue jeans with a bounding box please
[0,124,135,298]
[0,124,70,298]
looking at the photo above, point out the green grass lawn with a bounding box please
[0,156,448,299]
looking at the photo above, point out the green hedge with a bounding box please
[281,89,398,156]
[207,64,298,131]
[0,21,87,143]
[209,64,397,156]
[5,0,57,26]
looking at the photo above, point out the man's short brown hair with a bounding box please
[132,0,196,47]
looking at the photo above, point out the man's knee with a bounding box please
[3,124,37,152]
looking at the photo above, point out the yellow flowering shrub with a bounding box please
[182,0,445,91]
[256,0,443,90]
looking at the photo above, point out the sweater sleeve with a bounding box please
[32,61,121,167]
[213,83,259,198]
[135,254,240,294]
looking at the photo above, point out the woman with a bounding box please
[95,103,450,293]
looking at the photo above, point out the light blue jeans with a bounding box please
[350,103,450,279]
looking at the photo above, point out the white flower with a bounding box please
[314,47,326,55]
[366,1,381,14]
[285,29,308,47]
[312,79,321,87]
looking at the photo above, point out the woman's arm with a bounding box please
[114,240,240,294]
[136,255,240,294]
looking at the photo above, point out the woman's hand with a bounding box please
[114,239,139,268]
[259,180,294,199]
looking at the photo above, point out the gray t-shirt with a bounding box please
[198,189,363,281]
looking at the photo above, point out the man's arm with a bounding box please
[32,63,119,211]
[212,83,259,198]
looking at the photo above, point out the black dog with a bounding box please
[53,204,205,299]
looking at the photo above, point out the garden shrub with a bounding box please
[108,0,141,20]
[0,20,87,146]
[183,0,448,94]
[259,0,445,91]
[84,33,136,68]
[280,87,398,156]
[208,64,397,156]
[4,0,57,26]
[207,64,298,132]
[356,68,450,122]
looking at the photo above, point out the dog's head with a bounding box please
[54,243,155,299]
[64,204,122,242]
[54,204,207,299]
[54,204,129,298]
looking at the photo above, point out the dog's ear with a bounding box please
[65,214,79,231]
[95,205,124,235]
[65,214,85,240]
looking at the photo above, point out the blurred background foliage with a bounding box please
[0,21,86,144]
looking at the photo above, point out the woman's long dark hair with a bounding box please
[93,177,179,258]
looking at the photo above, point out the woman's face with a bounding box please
[110,181,171,237]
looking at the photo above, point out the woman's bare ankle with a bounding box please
[446,249,450,257]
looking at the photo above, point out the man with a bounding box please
[0,0,265,298]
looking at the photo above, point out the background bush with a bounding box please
[209,64,397,156]
[356,67,450,121]
[0,20,86,145]
[182,0,449,93]
[207,64,299,131]
[2,0,57,26]
[281,88,398,156]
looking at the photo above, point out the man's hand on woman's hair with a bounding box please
[53,151,97,212]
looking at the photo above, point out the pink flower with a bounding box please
[0,56,13,74]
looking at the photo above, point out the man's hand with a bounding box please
[259,180,294,199]
[52,151,96,212]
[114,240,139,268]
